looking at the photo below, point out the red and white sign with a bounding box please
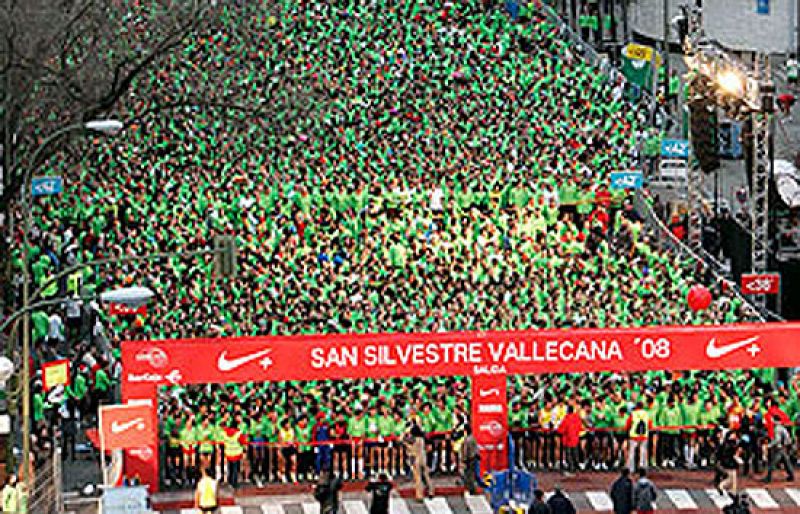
[99,404,155,450]
[741,273,781,295]
[121,322,800,492]
[108,303,148,316]
[472,373,508,472]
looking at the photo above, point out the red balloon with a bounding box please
[687,284,713,312]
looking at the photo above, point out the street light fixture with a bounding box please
[716,68,746,99]
[17,118,123,490]
[100,286,155,308]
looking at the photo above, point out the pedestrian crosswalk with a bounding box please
[165,488,800,513]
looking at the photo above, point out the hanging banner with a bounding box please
[121,322,800,492]
[122,322,800,386]
[741,273,781,295]
[471,373,508,473]
[41,359,71,391]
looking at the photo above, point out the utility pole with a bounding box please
[663,0,671,91]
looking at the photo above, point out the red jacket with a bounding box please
[558,412,584,448]
[765,406,791,439]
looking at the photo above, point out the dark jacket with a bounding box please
[366,479,392,514]
[315,475,343,514]
[529,499,552,514]
[547,491,577,514]
[609,476,633,514]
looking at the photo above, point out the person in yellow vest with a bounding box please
[2,474,18,514]
[278,418,298,483]
[222,420,247,489]
[194,467,218,513]
[625,402,653,471]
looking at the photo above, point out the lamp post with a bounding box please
[18,119,122,489]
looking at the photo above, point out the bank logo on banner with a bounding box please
[135,347,169,369]
[100,404,154,450]
[705,336,761,359]
[216,348,273,372]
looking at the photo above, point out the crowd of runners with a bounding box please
[4,0,783,495]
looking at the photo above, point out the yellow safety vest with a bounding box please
[223,430,244,459]
[67,272,82,295]
[197,476,217,508]
[2,484,18,513]
[629,410,650,439]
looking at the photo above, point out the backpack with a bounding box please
[635,419,647,436]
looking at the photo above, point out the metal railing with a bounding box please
[27,447,63,514]
[633,191,783,322]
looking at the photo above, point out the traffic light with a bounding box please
[214,236,237,277]
[688,97,720,173]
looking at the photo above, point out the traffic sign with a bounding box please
[661,139,691,159]
[31,176,63,197]
[609,171,644,190]
[741,273,780,295]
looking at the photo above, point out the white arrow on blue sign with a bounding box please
[31,176,63,197]
[661,139,690,158]
[609,171,644,189]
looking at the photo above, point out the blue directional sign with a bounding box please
[31,176,63,197]
[661,139,691,159]
[609,171,644,190]
[756,0,769,15]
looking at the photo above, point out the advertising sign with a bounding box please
[99,403,155,450]
[121,322,800,492]
[741,273,780,295]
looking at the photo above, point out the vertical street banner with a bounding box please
[471,373,508,474]
[99,403,156,450]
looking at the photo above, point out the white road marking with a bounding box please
[302,502,321,514]
[785,487,800,505]
[585,491,614,511]
[665,489,698,510]
[389,496,412,514]
[424,496,453,514]
[705,488,733,509]
[464,494,493,514]
[745,488,779,509]
[343,500,369,514]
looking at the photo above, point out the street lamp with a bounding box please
[18,118,123,490]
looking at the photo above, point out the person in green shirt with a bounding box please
[364,404,382,477]
[657,396,683,468]
[295,415,314,481]
[681,392,702,469]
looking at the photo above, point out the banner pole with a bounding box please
[98,406,108,487]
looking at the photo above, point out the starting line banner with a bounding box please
[121,322,800,491]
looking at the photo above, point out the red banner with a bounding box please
[99,403,155,450]
[108,303,148,316]
[120,322,800,492]
[122,322,800,386]
[471,374,508,473]
[741,273,781,295]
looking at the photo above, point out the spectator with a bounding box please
[763,416,795,483]
[632,468,657,514]
[528,489,551,514]
[365,473,392,514]
[314,469,343,514]
[609,467,633,514]
[546,485,576,514]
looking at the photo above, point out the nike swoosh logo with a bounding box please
[479,388,501,398]
[217,348,272,372]
[705,336,760,359]
[111,418,145,434]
